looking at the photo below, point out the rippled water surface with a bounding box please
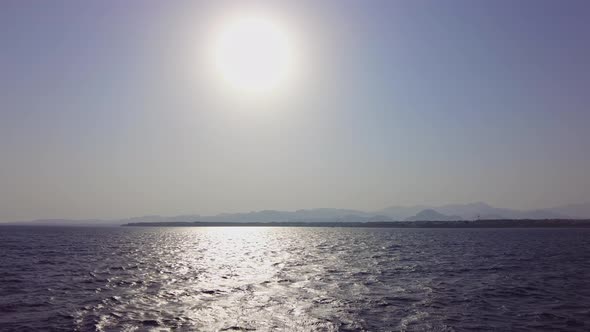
[1,226,589,331]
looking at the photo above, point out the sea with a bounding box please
[1,226,589,331]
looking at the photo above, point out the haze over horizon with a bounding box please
[2,0,590,221]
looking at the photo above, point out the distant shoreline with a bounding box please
[122,219,590,228]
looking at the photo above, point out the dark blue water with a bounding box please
[1,226,589,331]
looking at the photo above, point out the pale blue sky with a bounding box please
[1,0,589,220]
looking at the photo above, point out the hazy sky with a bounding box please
[1,0,589,220]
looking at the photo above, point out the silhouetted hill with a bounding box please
[379,202,572,220]
[405,209,461,221]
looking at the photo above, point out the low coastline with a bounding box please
[123,219,590,228]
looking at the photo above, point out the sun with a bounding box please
[210,13,298,97]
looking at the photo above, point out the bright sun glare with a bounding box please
[210,13,297,97]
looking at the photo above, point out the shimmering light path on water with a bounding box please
[1,227,589,331]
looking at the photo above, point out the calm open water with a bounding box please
[1,226,589,331]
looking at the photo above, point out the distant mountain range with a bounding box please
[3,202,590,226]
